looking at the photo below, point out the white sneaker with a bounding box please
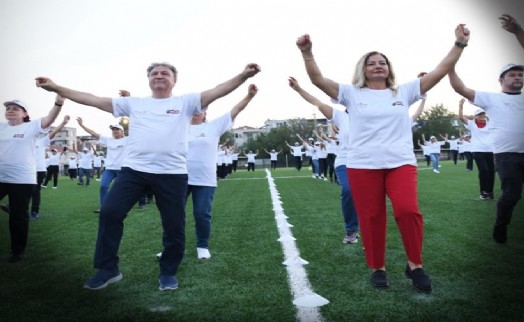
[52,187,57,189]
[197,247,211,259]
[156,252,162,259]
[433,169,440,173]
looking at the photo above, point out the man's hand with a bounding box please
[499,14,523,34]
[35,77,57,92]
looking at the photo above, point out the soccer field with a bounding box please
[1,160,523,321]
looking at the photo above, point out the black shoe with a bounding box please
[493,224,507,244]
[94,209,100,214]
[405,265,432,293]
[8,253,25,263]
[371,270,389,289]
[0,204,10,214]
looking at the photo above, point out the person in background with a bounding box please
[92,152,104,181]
[76,117,127,214]
[77,144,94,187]
[448,14,523,244]
[458,99,495,200]
[0,95,64,262]
[67,145,79,180]
[296,23,469,292]
[240,149,258,171]
[167,84,258,260]
[36,62,260,291]
[288,76,360,244]
[417,139,431,167]
[264,147,282,170]
[230,146,239,172]
[421,133,448,174]
[32,115,70,219]
[285,140,304,171]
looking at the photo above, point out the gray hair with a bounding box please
[352,51,397,95]
[146,62,178,77]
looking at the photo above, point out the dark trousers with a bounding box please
[473,152,495,194]
[43,165,59,187]
[31,171,47,213]
[247,162,255,171]
[0,182,35,255]
[319,158,327,177]
[270,160,277,170]
[68,168,78,179]
[464,152,474,171]
[494,153,524,226]
[294,156,302,171]
[450,149,459,164]
[327,153,336,181]
[95,167,187,276]
[232,160,238,172]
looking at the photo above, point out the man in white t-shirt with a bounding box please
[36,62,260,291]
[448,14,524,244]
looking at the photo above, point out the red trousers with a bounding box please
[347,165,424,269]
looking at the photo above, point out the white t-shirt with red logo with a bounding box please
[337,79,420,169]
[113,94,201,174]
[98,136,127,170]
[0,119,48,184]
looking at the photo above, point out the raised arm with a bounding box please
[419,24,470,95]
[230,84,258,120]
[296,35,339,100]
[421,133,427,143]
[288,76,333,119]
[457,98,471,124]
[500,14,524,50]
[35,77,113,113]
[48,115,70,140]
[264,149,270,154]
[41,95,66,129]
[76,117,101,139]
[448,68,476,101]
[284,141,292,149]
[411,97,426,122]
[201,64,261,108]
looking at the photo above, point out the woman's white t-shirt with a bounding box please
[187,112,232,187]
[337,79,420,169]
[0,119,47,184]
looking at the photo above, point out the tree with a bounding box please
[414,103,464,144]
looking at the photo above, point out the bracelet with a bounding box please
[454,41,468,48]
[54,103,63,107]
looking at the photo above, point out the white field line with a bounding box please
[265,169,328,322]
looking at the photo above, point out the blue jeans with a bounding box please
[187,185,216,248]
[78,168,91,186]
[94,167,188,276]
[430,153,440,170]
[99,169,120,207]
[312,159,320,176]
[335,165,359,233]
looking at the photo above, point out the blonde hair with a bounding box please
[352,51,397,95]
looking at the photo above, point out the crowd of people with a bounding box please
[1,13,522,296]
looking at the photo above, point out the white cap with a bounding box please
[110,124,124,131]
[430,136,436,139]
[82,147,89,151]
[4,99,29,111]
[499,63,524,78]
[474,107,486,116]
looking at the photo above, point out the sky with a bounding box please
[1,0,523,136]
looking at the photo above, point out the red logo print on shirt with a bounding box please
[166,109,180,115]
